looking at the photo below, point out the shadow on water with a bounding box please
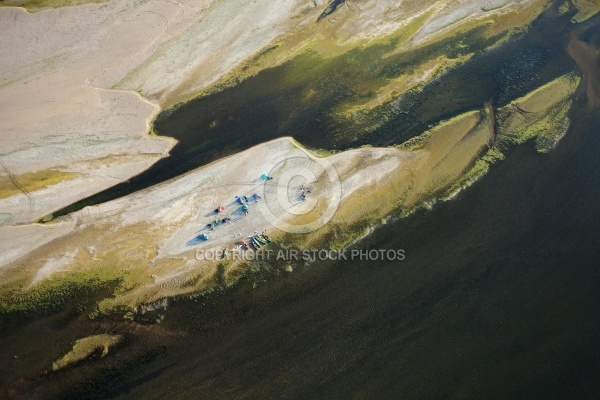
[50,5,578,219]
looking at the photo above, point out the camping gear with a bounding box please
[198,233,209,240]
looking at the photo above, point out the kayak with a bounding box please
[241,240,249,250]
[251,238,262,248]
[255,235,268,245]
[262,234,272,243]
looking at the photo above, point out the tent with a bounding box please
[260,173,271,180]
[242,204,249,211]
[217,205,225,213]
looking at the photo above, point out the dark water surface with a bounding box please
[24,106,600,399]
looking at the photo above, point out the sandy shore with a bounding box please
[0,1,195,224]
[0,68,579,312]
[0,121,490,308]
[0,0,536,226]
[0,0,557,310]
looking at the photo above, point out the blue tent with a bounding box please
[199,233,209,240]
[242,204,249,211]
[260,173,270,180]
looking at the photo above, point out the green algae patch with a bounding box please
[441,146,505,201]
[497,73,580,152]
[396,110,481,151]
[441,73,579,200]
[304,147,341,158]
[0,169,77,200]
[0,267,141,320]
[572,1,599,23]
[52,334,123,371]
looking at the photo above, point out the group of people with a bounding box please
[199,176,272,241]
[210,193,262,222]
[208,216,231,230]
[236,193,261,205]
[299,184,312,200]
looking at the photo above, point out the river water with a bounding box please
[3,6,600,400]
[30,101,599,400]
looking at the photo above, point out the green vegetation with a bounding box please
[497,74,579,153]
[441,73,579,200]
[441,146,505,200]
[0,169,77,200]
[155,0,572,168]
[0,267,139,319]
[569,0,599,22]
[187,0,549,109]
[52,334,123,371]
[174,5,504,120]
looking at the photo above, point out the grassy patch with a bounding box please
[52,334,123,371]
[441,73,579,199]
[568,0,599,23]
[0,269,124,318]
[497,73,579,152]
[0,169,77,200]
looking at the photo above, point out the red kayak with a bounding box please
[241,240,249,250]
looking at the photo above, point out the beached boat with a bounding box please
[255,235,268,245]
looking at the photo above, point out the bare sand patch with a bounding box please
[0,1,197,224]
